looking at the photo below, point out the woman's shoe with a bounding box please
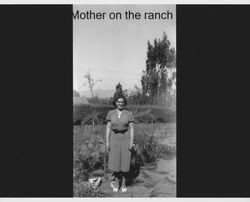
[121,186,127,193]
[113,187,119,192]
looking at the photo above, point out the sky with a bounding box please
[73,5,176,92]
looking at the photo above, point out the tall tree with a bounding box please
[141,32,176,104]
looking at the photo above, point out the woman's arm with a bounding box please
[129,122,134,149]
[106,121,111,151]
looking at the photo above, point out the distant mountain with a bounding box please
[79,89,134,98]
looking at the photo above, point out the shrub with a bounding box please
[74,153,104,183]
[74,125,108,183]
[134,123,176,163]
[134,124,159,163]
[73,104,176,125]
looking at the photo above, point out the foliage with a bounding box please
[73,126,108,182]
[73,122,175,196]
[74,123,175,179]
[73,104,176,125]
[74,153,105,182]
[126,85,152,105]
[134,123,176,163]
[141,32,176,105]
[73,104,113,125]
[111,83,127,103]
[134,124,159,163]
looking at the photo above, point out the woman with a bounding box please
[106,95,134,193]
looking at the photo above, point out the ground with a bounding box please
[99,123,176,197]
[74,122,176,197]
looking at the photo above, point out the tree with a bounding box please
[80,71,102,98]
[112,83,127,102]
[115,83,123,95]
[127,85,150,105]
[141,32,176,104]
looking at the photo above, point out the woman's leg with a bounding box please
[113,172,120,186]
[111,172,120,192]
[121,171,128,191]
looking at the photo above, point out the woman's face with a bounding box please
[116,98,125,110]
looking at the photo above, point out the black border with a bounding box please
[177,5,250,197]
[0,5,73,197]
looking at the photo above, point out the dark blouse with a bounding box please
[106,109,134,131]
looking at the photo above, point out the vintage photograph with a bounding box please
[73,5,176,197]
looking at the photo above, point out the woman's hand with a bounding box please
[128,144,133,151]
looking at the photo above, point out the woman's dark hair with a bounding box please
[112,94,127,107]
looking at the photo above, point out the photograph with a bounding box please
[1,2,250,199]
[73,5,176,197]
